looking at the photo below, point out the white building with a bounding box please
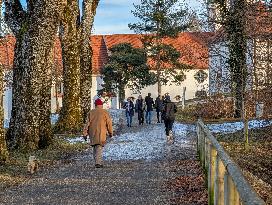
[0,32,213,124]
[208,1,272,95]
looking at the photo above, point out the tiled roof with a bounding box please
[0,32,212,73]
[103,32,212,70]
[104,34,143,49]
[0,35,16,70]
[91,35,108,74]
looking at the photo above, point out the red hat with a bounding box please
[95,98,103,106]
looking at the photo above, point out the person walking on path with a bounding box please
[155,95,164,123]
[83,98,113,168]
[124,97,135,127]
[135,95,145,125]
[144,93,154,124]
[162,96,177,143]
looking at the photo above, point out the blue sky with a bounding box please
[5,0,203,35]
[93,0,204,34]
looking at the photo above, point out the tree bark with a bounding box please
[0,0,9,162]
[5,0,66,151]
[227,0,247,118]
[0,38,9,162]
[54,0,82,133]
[39,47,54,149]
[80,0,99,122]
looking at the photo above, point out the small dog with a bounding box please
[27,156,39,174]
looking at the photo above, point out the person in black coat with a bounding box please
[135,95,145,125]
[144,93,154,124]
[123,97,134,127]
[162,95,177,142]
[155,95,163,123]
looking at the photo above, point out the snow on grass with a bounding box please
[66,136,89,144]
[174,119,272,134]
[207,119,272,134]
[173,123,196,136]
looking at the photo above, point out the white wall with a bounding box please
[209,38,271,95]
[209,41,230,94]
[3,87,12,127]
[90,74,119,109]
[125,69,209,102]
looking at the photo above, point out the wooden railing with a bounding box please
[196,119,265,205]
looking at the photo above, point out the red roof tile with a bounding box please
[0,32,212,74]
[0,35,16,70]
[104,34,143,49]
[91,35,108,74]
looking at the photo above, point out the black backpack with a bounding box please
[162,102,177,120]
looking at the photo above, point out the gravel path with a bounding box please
[0,117,207,205]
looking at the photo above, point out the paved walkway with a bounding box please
[0,122,207,205]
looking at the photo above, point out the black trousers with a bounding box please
[156,111,161,122]
[138,111,144,124]
[164,119,174,136]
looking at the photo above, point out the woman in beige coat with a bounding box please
[83,98,113,168]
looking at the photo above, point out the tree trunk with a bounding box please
[119,87,125,108]
[157,73,162,96]
[0,0,9,163]
[55,82,60,113]
[0,64,9,163]
[54,0,82,133]
[39,47,54,149]
[5,0,65,151]
[80,0,99,122]
[227,0,247,118]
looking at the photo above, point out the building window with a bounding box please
[194,70,208,84]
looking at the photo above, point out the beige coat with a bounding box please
[83,106,113,146]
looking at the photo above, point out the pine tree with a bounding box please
[100,43,156,106]
[129,0,191,95]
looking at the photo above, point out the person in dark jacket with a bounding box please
[144,93,154,124]
[123,97,134,127]
[155,95,163,123]
[162,95,177,143]
[135,95,145,125]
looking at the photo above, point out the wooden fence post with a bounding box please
[225,173,240,205]
[214,156,225,205]
[208,145,217,205]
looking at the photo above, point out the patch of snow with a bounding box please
[66,136,89,144]
[173,123,196,136]
[4,119,9,129]
[51,114,59,125]
[107,109,125,130]
[207,119,272,134]
[103,124,192,161]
